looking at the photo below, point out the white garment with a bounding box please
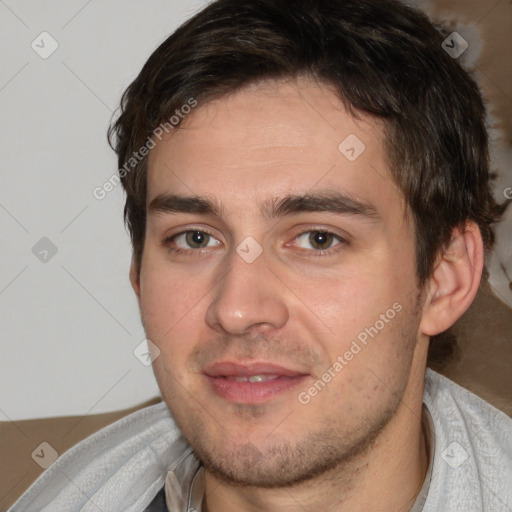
[421,370,512,511]
[7,369,512,511]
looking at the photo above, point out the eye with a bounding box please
[293,230,345,253]
[165,230,221,251]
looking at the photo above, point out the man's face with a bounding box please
[135,78,425,487]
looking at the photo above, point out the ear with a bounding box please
[420,221,484,336]
[129,258,141,301]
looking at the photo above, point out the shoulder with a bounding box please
[8,402,190,512]
[425,369,512,452]
[423,369,512,511]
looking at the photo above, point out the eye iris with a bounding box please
[309,231,333,250]
[186,230,208,248]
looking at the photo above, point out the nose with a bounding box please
[205,247,289,336]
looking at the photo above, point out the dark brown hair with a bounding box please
[108,0,506,365]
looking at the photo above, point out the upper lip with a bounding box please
[203,361,308,377]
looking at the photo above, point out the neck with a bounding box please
[203,365,430,512]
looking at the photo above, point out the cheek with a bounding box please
[315,273,418,377]
[309,272,384,338]
[139,263,207,338]
[138,263,212,375]
[143,292,192,396]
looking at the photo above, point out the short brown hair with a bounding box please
[108,0,506,363]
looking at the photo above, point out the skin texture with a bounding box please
[131,78,484,511]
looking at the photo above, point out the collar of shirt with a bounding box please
[164,450,203,512]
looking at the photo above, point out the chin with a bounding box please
[185,423,381,489]
[196,442,343,488]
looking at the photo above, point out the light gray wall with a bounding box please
[0,0,205,420]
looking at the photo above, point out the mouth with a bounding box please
[203,361,310,404]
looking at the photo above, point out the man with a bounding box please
[8,0,512,510]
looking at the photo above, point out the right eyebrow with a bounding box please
[148,194,222,217]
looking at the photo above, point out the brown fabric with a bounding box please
[434,282,512,416]
[429,0,512,144]
[0,398,161,511]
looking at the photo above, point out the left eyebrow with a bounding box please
[261,191,380,221]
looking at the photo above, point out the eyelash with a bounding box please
[162,228,348,258]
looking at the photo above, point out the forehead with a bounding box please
[146,78,404,220]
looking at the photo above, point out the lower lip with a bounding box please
[205,375,308,403]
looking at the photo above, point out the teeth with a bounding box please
[249,375,279,383]
[226,375,280,383]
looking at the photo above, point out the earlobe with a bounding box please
[420,222,484,336]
